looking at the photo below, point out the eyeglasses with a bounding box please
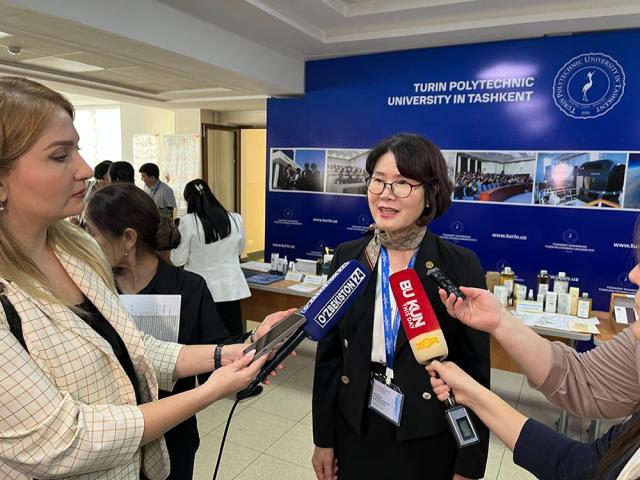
[365,177,423,198]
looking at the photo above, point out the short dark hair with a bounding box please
[365,133,453,226]
[94,160,112,180]
[108,161,135,183]
[86,183,179,252]
[139,163,159,179]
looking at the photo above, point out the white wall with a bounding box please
[482,161,536,175]
[482,162,500,174]
[218,110,266,126]
[174,109,201,134]
[120,103,174,163]
[504,160,536,175]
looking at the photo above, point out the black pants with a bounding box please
[334,408,457,479]
[215,300,244,336]
[164,420,199,480]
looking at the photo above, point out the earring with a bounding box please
[425,202,430,208]
[0,200,5,211]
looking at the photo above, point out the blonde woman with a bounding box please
[0,76,283,479]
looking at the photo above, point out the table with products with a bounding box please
[241,266,622,366]
[240,266,629,440]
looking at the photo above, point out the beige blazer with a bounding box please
[0,250,183,480]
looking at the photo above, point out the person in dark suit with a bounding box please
[84,183,276,479]
[311,133,490,480]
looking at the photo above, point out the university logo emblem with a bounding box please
[553,52,625,119]
[450,220,464,234]
[562,229,579,244]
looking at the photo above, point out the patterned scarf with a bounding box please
[364,223,426,270]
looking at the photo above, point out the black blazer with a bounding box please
[138,259,246,450]
[312,230,490,478]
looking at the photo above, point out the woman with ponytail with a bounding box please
[170,179,251,336]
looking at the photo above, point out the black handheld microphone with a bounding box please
[389,268,480,448]
[237,259,370,399]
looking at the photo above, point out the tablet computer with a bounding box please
[243,312,306,361]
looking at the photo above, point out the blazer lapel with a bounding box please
[347,246,377,354]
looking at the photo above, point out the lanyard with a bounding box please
[150,181,161,196]
[380,246,416,382]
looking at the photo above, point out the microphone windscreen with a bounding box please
[390,268,448,364]
[301,260,369,341]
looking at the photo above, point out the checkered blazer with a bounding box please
[0,250,183,479]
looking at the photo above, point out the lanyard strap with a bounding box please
[380,246,416,379]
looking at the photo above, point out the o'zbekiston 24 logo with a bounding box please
[553,52,625,119]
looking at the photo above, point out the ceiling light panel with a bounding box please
[22,56,104,73]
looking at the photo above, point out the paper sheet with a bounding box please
[241,261,272,272]
[568,321,600,334]
[514,311,600,334]
[287,284,318,293]
[120,294,181,342]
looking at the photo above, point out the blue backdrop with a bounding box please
[265,29,640,310]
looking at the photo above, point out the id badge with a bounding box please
[368,378,404,426]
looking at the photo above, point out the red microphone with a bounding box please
[389,268,448,364]
[390,268,481,448]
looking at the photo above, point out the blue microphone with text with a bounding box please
[237,259,369,399]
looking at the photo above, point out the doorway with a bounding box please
[201,124,239,211]
[201,124,266,259]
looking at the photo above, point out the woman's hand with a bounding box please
[312,446,338,480]
[426,360,483,407]
[439,286,506,334]
[251,308,298,342]
[219,343,281,385]
[204,350,268,401]
[220,343,248,367]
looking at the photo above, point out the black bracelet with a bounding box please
[214,344,223,370]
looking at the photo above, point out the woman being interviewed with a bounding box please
[311,133,490,480]
[0,76,275,479]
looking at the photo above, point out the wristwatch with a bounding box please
[214,344,224,369]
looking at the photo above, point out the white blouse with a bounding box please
[617,447,640,480]
[170,212,251,303]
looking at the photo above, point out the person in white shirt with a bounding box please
[171,179,251,336]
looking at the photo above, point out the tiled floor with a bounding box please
[193,323,615,479]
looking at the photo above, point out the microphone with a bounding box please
[389,269,449,364]
[389,268,480,448]
[237,259,370,399]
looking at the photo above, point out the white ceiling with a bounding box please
[0,0,639,111]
